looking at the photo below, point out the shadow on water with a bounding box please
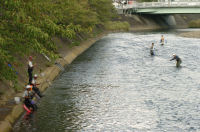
[14,30,200,132]
[15,112,36,132]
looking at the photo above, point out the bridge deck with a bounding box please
[117,2,200,14]
[133,7,200,14]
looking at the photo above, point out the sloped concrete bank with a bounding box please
[179,31,200,38]
[0,32,107,132]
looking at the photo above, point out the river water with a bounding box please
[14,30,200,132]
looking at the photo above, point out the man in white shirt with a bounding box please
[31,74,43,98]
[28,56,34,84]
[150,43,155,56]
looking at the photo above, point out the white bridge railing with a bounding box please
[117,2,200,9]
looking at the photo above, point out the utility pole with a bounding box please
[168,0,170,6]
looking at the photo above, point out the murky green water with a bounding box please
[14,31,200,132]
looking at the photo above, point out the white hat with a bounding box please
[34,74,38,78]
[26,85,32,89]
[173,54,176,56]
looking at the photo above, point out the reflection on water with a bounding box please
[14,32,200,132]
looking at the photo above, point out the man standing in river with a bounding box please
[150,43,155,56]
[170,54,182,67]
[161,35,164,45]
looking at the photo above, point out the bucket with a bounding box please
[14,97,20,104]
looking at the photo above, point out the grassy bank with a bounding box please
[0,0,130,93]
[189,19,200,28]
[104,21,130,31]
[0,0,115,81]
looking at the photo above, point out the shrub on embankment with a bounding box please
[189,19,200,28]
[104,21,130,31]
[0,0,118,84]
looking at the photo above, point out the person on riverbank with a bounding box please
[150,43,155,56]
[23,85,34,111]
[31,74,43,98]
[160,35,164,45]
[28,56,35,84]
[170,54,182,67]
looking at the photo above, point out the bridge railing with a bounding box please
[117,1,200,9]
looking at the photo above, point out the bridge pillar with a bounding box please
[162,15,176,27]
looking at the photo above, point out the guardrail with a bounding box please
[116,2,200,9]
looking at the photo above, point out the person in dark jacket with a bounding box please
[170,54,182,67]
[28,56,35,84]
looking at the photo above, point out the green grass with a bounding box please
[45,62,54,67]
[104,21,130,31]
[0,90,4,96]
[13,84,23,92]
[0,0,116,82]
[189,19,200,28]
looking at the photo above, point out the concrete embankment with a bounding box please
[117,14,200,31]
[0,32,107,132]
[174,14,200,38]
[179,31,200,38]
[118,14,200,38]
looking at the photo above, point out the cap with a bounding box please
[173,54,176,56]
[34,74,38,78]
[25,85,32,89]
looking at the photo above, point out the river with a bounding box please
[14,30,200,132]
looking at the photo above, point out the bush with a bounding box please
[189,19,200,28]
[0,0,116,82]
[104,21,130,31]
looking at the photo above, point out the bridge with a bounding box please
[117,1,200,14]
[116,1,200,26]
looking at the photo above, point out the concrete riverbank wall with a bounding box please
[117,14,200,30]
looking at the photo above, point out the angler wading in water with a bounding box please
[170,54,182,67]
[150,43,155,56]
[31,74,43,98]
[160,35,165,45]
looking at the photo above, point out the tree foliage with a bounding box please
[0,0,115,81]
